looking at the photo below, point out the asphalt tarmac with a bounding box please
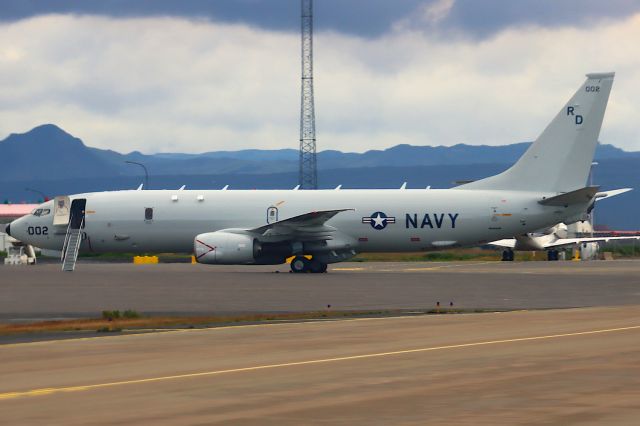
[1,260,640,320]
[1,306,639,425]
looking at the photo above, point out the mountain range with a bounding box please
[1,124,639,229]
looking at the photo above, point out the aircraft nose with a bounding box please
[4,223,10,237]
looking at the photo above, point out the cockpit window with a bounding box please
[31,208,50,217]
[32,209,43,217]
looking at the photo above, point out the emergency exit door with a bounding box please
[267,206,278,224]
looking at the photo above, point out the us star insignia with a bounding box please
[362,211,396,230]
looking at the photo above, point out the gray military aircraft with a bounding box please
[490,188,639,260]
[5,72,615,273]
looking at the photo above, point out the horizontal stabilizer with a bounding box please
[595,188,632,200]
[539,186,599,206]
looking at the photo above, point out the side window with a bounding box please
[145,207,153,221]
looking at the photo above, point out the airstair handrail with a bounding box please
[60,212,74,262]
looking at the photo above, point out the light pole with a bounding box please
[25,187,49,202]
[589,161,598,237]
[589,161,598,187]
[125,161,149,190]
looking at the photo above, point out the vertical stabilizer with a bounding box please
[459,73,614,193]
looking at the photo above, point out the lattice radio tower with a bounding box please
[299,0,317,189]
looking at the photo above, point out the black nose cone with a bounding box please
[4,223,10,237]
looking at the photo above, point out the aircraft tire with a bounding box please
[290,256,309,273]
[309,260,328,274]
[502,250,514,261]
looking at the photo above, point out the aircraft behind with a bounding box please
[490,188,639,260]
[7,72,616,272]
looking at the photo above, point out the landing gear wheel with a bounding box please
[309,260,328,274]
[502,250,514,261]
[290,256,309,273]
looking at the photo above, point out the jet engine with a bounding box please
[194,230,292,265]
[194,231,259,264]
[538,223,569,239]
[553,223,569,239]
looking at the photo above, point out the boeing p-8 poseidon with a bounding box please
[6,73,615,273]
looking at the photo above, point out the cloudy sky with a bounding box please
[1,0,639,153]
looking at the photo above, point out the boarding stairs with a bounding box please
[61,215,84,272]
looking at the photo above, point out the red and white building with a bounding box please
[1,204,37,251]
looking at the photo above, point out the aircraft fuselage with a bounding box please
[9,188,584,255]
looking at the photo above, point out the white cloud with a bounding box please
[422,0,456,25]
[0,13,639,153]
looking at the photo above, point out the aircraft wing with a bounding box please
[487,239,517,249]
[250,209,354,241]
[544,236,640,248]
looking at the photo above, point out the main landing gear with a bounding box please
[290,256,328,273]
[501,249,515,261]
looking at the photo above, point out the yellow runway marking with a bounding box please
[1,324,638,401]
[404,261,497,272]
[335,261,498,273]
[404,267,443,271]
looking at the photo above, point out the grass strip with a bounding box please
[0,309,495,336]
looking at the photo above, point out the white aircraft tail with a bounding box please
[459,72,614,193]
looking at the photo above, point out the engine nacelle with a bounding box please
[539,223,569,239]
[553,223,569,239]
[194,231,259,264]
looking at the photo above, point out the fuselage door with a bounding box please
[69,199,87,230]
[267,206,279,224]
[53,196,71,226]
